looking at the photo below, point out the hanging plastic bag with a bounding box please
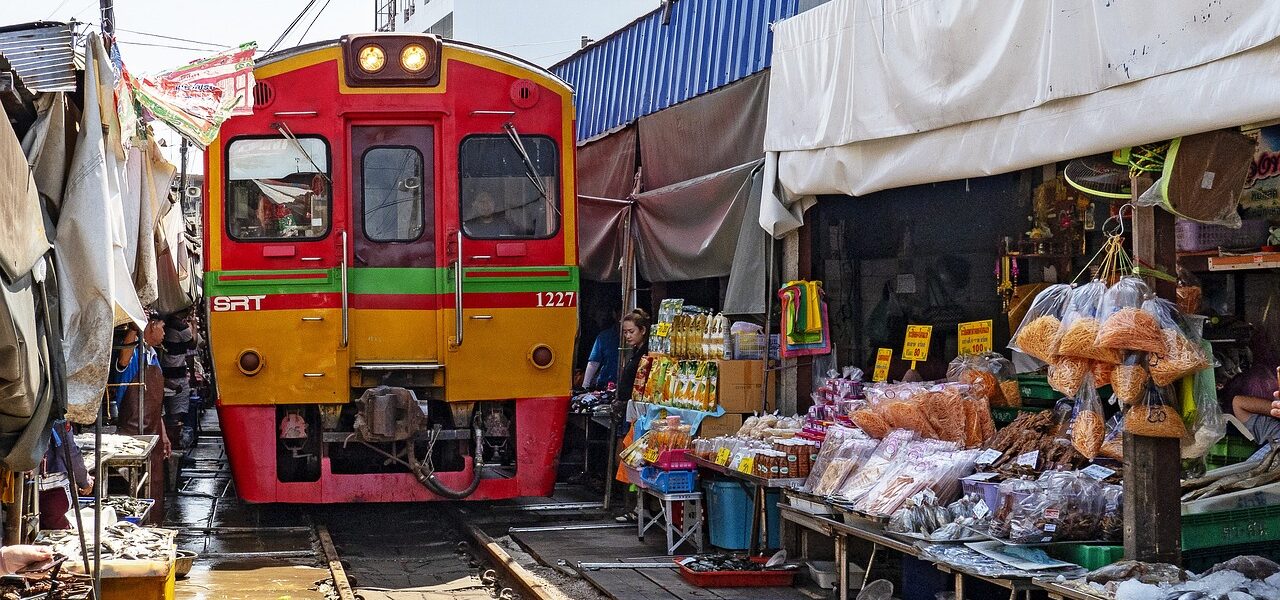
[1092,361,1114,389]
[1142,297,1210,386]
[1096,278,1165,354]
[1099,410,1125,461]
[1176,265,1203,316]
[1125,385,1187,439]
[1048,356,1090,397]
[948,352,1019,408]
[1054,281,1121,364]
[1069,378,1106,459]
[1180,346,1226,459]
[1009,284,1071,363]
[1111,353,1150,405]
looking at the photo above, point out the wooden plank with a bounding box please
[581,569,682,600]
[1126,204,1183,565]
[636,568,722,598]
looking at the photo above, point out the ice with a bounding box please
[1182,570,1250,596]
[1247,580,1280,600]
[1115,580,1162,600]
[1227,591,1256,600]
[1268,573,1280,590]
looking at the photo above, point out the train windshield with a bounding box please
[459,135,558,239]
[226,137,331,241]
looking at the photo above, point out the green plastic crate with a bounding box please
[1184,541,1280,573]
[1050,544,1124,570]
[990,406,1044,426]
[1181,503,1280,551]
[1016,374,1059,405]
[1207,435,1258,469]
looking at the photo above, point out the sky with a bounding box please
[6,1,656,172]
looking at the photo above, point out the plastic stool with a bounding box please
[637,488,704,555]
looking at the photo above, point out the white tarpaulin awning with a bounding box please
[761,0,1280,236]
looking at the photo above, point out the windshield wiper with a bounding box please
[502,122,554,214]
[272,121,332,185]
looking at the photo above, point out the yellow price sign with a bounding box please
[958,320,994,355]
[872,348,892,383]
[654,322,672,337]
[715,448,731,466]
[737,456,754,474]
[902,325,933,362]
[643,447,659,464]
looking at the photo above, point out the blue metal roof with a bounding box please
[553,0,799,142]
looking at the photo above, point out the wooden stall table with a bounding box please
[690,455,804,554]
[78,434,159,500]
[933,561,1038,600]
[1037,579,1111,600]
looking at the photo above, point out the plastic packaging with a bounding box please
[1009,284,1072,363]
[1142,297,1211,386]
[1069,380,1105,460]
[948,353,1020,408]
[1126,385,1188,439]
[1048,356,1090,397]
[1095,277,1153,352]
[1099,411,1125,461]
[1111,353,1150,405]
[1054,281,1121,364]
[1179,350,1226,460]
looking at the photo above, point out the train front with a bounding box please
[202,34,578,502]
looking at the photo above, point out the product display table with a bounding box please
[1036,579,1111,600]
[691,455,803,554]
[637,488,704,556]
[78,434,158,500]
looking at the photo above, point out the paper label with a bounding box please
[1016,450,1039,468]
[967,472,999,481]
[643,447,659,463]
[1044,508,1060,520]
[1082,464,1116,481]
[957,320,994,355]
[973,499,991,519]
[1201,171,1217,189]
[975,449,1003,465]
[902,325,933,362]
[655,322,672,337]
[911,489,937,506]
[873,348,893,383]
[1044,524,1057,533]
[737,457,754,474]
[715,448,731,466]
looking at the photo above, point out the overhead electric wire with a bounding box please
[114,27,230,49]
[296,0,334,46]
[45,0,74,19]
[113,38,221,53]
[268,0,319,53]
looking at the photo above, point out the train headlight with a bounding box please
[357,45,387,73]
[237,349,263,376]
[400,44,430,73]
[529,345,554,370]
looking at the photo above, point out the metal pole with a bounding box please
[93,401,103,600]
[603,204,637,512]
[60,424,92,575]
[178,138,189,216]
[761,235,775,413]
[99,0,115,36]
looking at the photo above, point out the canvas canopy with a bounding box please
[762,0,1280,236]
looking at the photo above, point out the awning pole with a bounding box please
[603,204,636,512]
[760,234,775,413]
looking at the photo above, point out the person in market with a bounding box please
[160,309,197,452]
[37,420,92,531]
[582,307,620,391]
[111,316,171,524]
[612,309,650,522]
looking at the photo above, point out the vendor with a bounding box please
[582,308,620,391]
[614,308,650,408]
[38,420,92,531]
[1229,354,1280,444]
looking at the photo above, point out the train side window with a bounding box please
[459,135,558,239]
[226,137,330,241]
[361,147,426,242]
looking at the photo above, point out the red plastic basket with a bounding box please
[654,449,696,470]
[674,558,798,588]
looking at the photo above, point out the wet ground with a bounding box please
[166,413,609,600]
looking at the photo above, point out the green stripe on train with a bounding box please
[206,266,579,297]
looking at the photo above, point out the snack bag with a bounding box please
[1179,351,1226,460]
[1069,379,1105,460]
[1142,297,1210,386]
[1099,410,1125,461]
[1048,356,1090,397]
[1053,281,1121,363]
[1096,277,1164,354]
[1009,284,1071,363]
[1125,384,1187,439]
[1111,353,1149,405]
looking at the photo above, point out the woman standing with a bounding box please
[613,310,650,522]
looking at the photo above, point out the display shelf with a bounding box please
[690,455,804,488]
[1208,251,1280,271]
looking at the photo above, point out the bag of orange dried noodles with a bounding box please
[1008,284,1071,364]
[1053,281,1120,364]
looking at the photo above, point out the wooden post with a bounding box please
[1124,203,1182,564]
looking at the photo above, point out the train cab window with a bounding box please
[226,137,330,241]
[361,147,426,242]
[459,135,558,239]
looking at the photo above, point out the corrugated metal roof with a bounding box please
[0,22,77,93]
[553,0,798,142]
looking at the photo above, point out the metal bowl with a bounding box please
[174,549,198,579]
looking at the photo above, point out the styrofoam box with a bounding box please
[1182,480,1280,515]
[806,561,865,590]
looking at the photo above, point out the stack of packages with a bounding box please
[691,415,821,480]
[947,352,1022,408]
[1009,234,1224,462]
[985,472,1124,544]
[778,280,831,357]
[845,382,997,448]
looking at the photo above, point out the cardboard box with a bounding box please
[716,359,775,413]
[699,413,744,438]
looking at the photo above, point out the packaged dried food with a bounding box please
[988,478,1038,539]
[1009,284,1071,363]
[1099,411,1125,461]
[1097,307,1165,354]
[1111,354,1149,405]
[1069,382,1105,460]
[1126,385,1187,438]
[1148,328,1210,387]
[1054,281,1121,364]
[948,353,1019,408]
[849,409,891,439]
[921,390,967,445]
[834,430,916,502]
[882,401,937,439]
[1099,484,1123,541]
[1048,356,1090,397]
[1092,361,1114,388]
[804,426,872,493]
[997,379,1022,408]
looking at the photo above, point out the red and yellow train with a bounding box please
[202,34,578,502]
